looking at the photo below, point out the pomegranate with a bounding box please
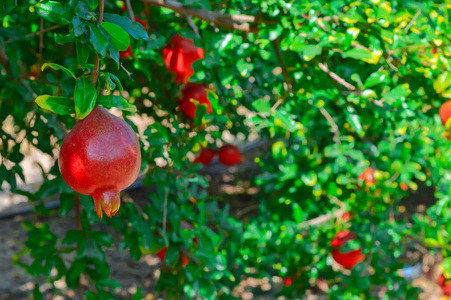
[283,277,293,287]
[440,101,451,126]
[163,34,204,84]
[179,83,212,119]
[432,48,437,55]
[218,145,243,166]
[120,45,132,59]
[400,182,408,191]
[341,212,351,222]
[358,167,375,186]
[30,63,41,77]
[134,16,148,29]
[59,106,141,219]
[194,147,216,165]
[330,230,365,270]
[438,274,451,295]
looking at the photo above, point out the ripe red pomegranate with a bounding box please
[179,83,212,119]
[341,212,351,222]
[194,147,215,165]
[59,106,141,219]
[432,48,437,55]
[438,274,451,295]
[330,230,365,269]
[218,145,243,166]
[440,101,451,126]
[358,167,375,186]
[163,34,204,84]
[400,182,408,191]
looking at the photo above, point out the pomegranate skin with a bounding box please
[330,230,365,270]
[218,145,243,166]
[59,106,141,219]
[194,147,215,165]
[438,274,451,295]
[163,34,204,84]
[358,167,375,186]
[179,83,212,119]
[440,101,451,126]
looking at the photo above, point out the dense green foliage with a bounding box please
[2,0,451,299]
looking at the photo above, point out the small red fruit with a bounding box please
[120,45,132,59]
[432,48,437,55]
[359,167,375,186]
[330,230,365,270]
[134,16,148,29]
[59,106,141,219]
[438,274,451,295]
[163,34,204,84]
[400,182,408,191]
[342,212,351,222]
[283,277,293,287]
[30,63,41,77]
[179,83,212,119]
[439,101,451,126]
[218,145,243,166]
[194,147,215,165]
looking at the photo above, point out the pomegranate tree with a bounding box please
[59,106,141,219]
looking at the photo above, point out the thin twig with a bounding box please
[317,62,356,90]
[319,107,341,145]
[187,15,201,39]
[298,197,346,228]
[5,25,66,44]
[125,0,135,20]
[20,79,38,99]
[272,38,292,92]
[140,0,264,32]
[74,194,83,300]
[39,16,44,57]
[162,190,168,235]
[91,0,105,86]
[120,63,134,81]
[405,10,421,33]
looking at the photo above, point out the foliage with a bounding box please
[1,0,451,299]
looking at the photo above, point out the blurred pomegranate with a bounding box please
[179,83,212,119]
[30,63,41,77]
[440,101,451,126]
[359,167,375,186]
[218,145,243,166]
[194,147,215,165]
[163,34,204,83]
[59,106,141,219]
[283,277,293,287]
[330,230,365,269]
[120,45,132,59]
[438,274,451,295]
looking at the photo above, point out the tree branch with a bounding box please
[140,0,263,32]
[5,25,66,45]
[124,0,135,20]
[298,197,346,228]
[92,0,105,86]
[272,38,292,92]
[317,62,357,91]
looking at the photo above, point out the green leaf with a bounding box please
[130,287,143,300]
[101,22,130,51]
[342,48,373,60]
[76,40,90,68]
[384,84,410,104]
[41,63,76,79]
[35,1,71,25]
[252,99,272,114]
[303,45,322,61]
[75,1,96,21]
[55,33,75,45]
[237,59,254,77]
[103,13,149,40]
[35,95,75,115]
[108,73,123,92]
[292,203,304,223]
[72,16,86,37]
[74,77,97,120]
[108,42,120,68]
[59,193,75,216]
[434,71,451,94]
[364,70,388,88]
[97,95,137,112]
[194,102,208,127]
[275,110,296,132]
[87,23,108,57]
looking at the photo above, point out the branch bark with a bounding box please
[140,0,263,32]
[92,0,105,86]
[317,62,357,91]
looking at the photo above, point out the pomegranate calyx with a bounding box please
[93,190,121,219]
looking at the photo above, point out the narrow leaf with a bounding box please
[41,63,76,79]
[35,95,75,115]
[97,95,137,112]
[74,77,97,119]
